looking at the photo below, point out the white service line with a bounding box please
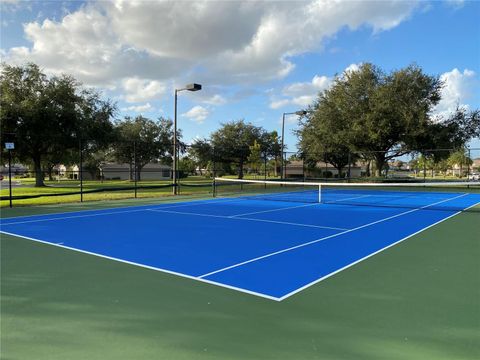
[148,209,348,231]
[229,202,319,218]
[278,198,480,301]
[198,193,469,279]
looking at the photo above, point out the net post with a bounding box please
[318,184,322,203]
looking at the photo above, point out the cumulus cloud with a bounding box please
[120,102,153,113]
[435,68,477,117]
[2,0,420,88]
[202,94,227,106]
[122,78,167,103]
[182,105,210,124]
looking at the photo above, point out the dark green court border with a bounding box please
[1,199,479,359]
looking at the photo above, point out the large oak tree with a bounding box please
[0,63,115,186]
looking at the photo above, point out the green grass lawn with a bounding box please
[1,199,479,360]
[0,176,214,207]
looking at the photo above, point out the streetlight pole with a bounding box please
[281,110,307,180]
[173,83,202,194]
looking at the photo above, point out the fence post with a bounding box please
[467,147,471,181]
[264,153,267,189]
[422,150,426,183]
[212,146,216,197]
[133,141,137,198]
[8,148,13,208]
[347,152,351,183]
[79,139,83,202]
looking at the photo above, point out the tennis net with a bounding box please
[213,178,480,212]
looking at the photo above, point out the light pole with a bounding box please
[281,110,307,179]
[173,83,202,194]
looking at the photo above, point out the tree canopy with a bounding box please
[113,116,177,180]
[297,63,478,177]
[0,63,115,186]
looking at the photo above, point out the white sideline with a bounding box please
[147,208,348,231]
[278,199,480,300]
[198,193,469,279]
[0,230,281,301]
[0,197,243,226]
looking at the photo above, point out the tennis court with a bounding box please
[2,180,479,301]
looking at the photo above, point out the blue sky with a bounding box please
[1,0,479,152]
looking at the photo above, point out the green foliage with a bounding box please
[113,116,176,180]
[210,120,269,178]
[447,149,472,178]
[0,62,115,186]
[247,140,262,173]
[178,157,196,175]
[297,63,457,177]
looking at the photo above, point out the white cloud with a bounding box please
[122,78,167,103]
[435,68,477,117]
[182,105,210,124]
[202,94,227,106]
[269,74,333,110]
[3,1,420,88]
[270,99,291,110]
[120,102,153,113]
[445,0,465,9]
[268,63,363,110]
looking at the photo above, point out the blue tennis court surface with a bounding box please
[1,190,479,301]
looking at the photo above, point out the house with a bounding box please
[284,160,362,179]
[0,163,29,176]
[101,163,171,180]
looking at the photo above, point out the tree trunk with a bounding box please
[33,155,45,187]
[336,166,344,179]
[374,154,386,177]
[238,160,244,179]
[136,165,142,181]
[365,161,371,177]
[48,165,54,181]
[274,156,278,177]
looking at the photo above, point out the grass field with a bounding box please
[0,176,215,207]
[1,193,479,360]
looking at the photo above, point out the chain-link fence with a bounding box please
[1,144,479,207]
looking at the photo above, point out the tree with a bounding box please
[447,149,472,178]
[210,120,268,179]
[247,140,262,174]
[297,63,444,177]
[189,139,214,176]
[113,116,176,180]
[263,131,282,177]
[0,63,115,186]
[178,157,196,176]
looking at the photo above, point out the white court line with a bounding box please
[0,197,244,226]
[198,193,469,279]
[1,194,477,302]
[278,199,480,301]
[0,230,281,302]
[229,202,319,218]
[148,209,348,231]
[327,194,373,203]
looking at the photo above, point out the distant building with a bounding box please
[284,160,362,179]
[0,163,29,176]
[101,163,171,180]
